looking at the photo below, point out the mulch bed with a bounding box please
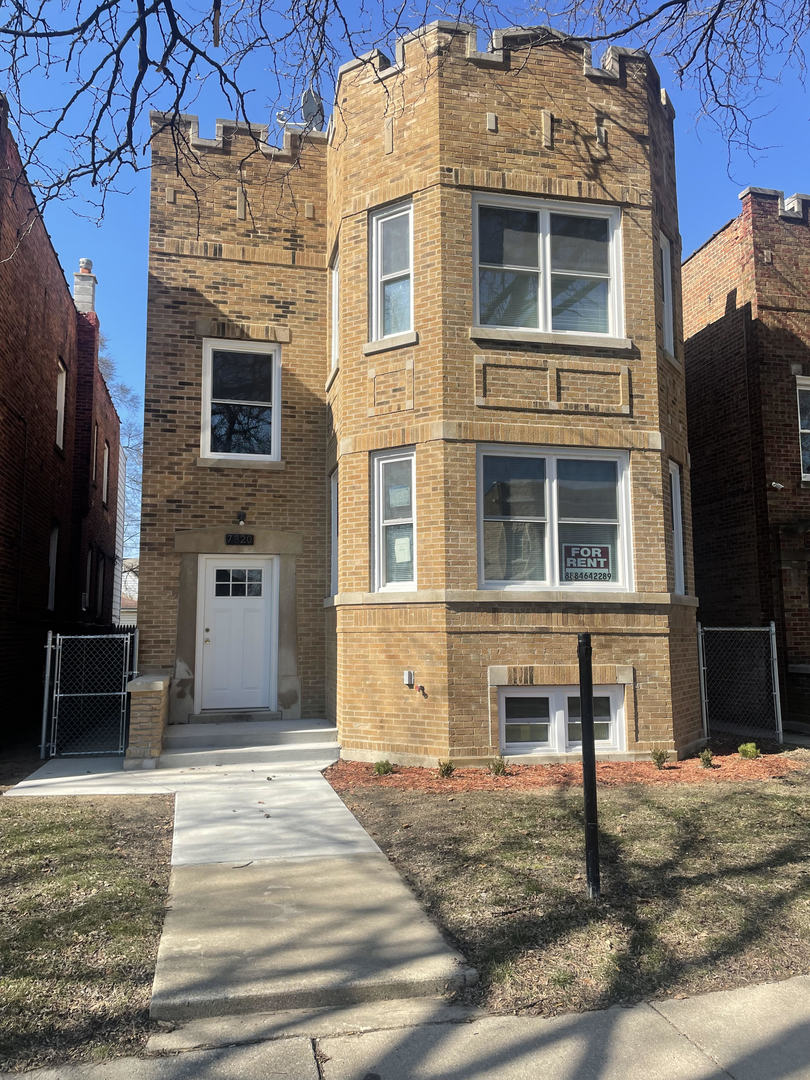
[325,750,801,795]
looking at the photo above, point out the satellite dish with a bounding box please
[301,88,325,131]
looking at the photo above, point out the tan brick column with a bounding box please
[124,674,170,769]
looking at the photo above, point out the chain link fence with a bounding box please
[42,630,137,757]
[698,623,783,744]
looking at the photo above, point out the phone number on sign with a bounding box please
[564,571,613,581]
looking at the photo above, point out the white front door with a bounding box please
[197,556,277,711]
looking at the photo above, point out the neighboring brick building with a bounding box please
[139,22,701,765]
[683,187,810,731]
[0,97,121,744]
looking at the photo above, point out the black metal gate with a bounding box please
[698,623,783,743]
[41,630,138,757]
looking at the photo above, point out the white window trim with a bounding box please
[55,361,66,449]
[369,202,413,342]
[499,684,625,755]
[372,448,416,592]
[200,338,282,462]
[797,377,810,480]
[330,252,340,374]
[659,231,674,356]
[47,525,59,611]
[477,444,633,592]
[472,192,624,340]
[330,468,339,596]
[92,421,99,481]
[102,441,110,505]
[669,460,685,594]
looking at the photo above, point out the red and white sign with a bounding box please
[562,543,613,582]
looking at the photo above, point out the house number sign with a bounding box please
[225,533,255,546]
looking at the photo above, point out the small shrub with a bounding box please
[699,747,714,769]
[373,759,394,776]
[549,968,575,989]
[650,748,669,770]
[489,756,507,776]
[738,742,761,760]
[437,759,455,778]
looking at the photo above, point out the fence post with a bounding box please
[577,632,600,900]
[40,631,53,760]
[697,622,708,741]
[769,621,783,744]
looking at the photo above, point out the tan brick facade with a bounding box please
[140,23,702,762]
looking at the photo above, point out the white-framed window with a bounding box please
[369,202,413,341]
[659,232,674,356]
[478,446,632,590]
[330,468,339,596]
[47,525,59,610]
[473,194,624,338]
[330,252,340,373]
[372,448,416,590]
[797,377,810,480]
[102,440,110,504]
[55,360,66,449]
[92,421,99,480]
[201,338,281,461]
[499,684,625,754]
[96,555,105,617]
[669,460,685,594]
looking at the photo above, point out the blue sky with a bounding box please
[35,34,810,400]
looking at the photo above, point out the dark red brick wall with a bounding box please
[684,190,810,722]
[0,100,121,743]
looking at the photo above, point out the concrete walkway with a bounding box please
[6,755,810,1078]
[6,752,473,1020]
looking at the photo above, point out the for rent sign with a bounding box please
[562,544,613,582]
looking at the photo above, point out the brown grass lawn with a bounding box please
[0,792,173,1072]
[332,754,810,1016]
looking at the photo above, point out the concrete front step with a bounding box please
[163,719,338,750]
[157,743,340,769]
[186,710,282,724]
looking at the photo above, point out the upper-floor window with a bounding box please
[474,195,623,338]
[798,377,810,480]
[372,448,416,590]
[102,441,110,505]
[55,360,66,449]
[201,339,281,461]
[669,460,685,594]
[369,202,412,341]
[659,232,675,356]
[92,421,99,480]
[330,252,340,373]
[47,524,59,610]
[330,469,339,596]
[478,446,631,590]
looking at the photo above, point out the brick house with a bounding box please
[683,187,810,732]
[136,22,701,766]
[0,96,122,744]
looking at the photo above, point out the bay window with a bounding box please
[370,202,412,340]
[479,447,631,589]
[474,194,623,338]
[373,449,416,590]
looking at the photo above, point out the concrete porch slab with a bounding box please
[149,854,476,1020]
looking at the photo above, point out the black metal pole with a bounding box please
[578,632,601,900]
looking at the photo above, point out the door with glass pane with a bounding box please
[198,556,276,710]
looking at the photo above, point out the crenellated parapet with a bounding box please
[149,111,327,162]
[334,21,674,120]
[739,186,810,223]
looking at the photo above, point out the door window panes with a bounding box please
[214,567,263,597]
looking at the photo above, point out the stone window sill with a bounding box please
[197,456,286,471]
[362,330,419,356]
[469,326,633,351]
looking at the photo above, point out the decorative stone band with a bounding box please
[488,664,634,687]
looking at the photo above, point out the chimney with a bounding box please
[73,257,97,313]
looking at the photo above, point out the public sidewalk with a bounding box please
[5,756,810,1078]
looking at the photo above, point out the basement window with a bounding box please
[201,339,281,461]
[499,685,624,754]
